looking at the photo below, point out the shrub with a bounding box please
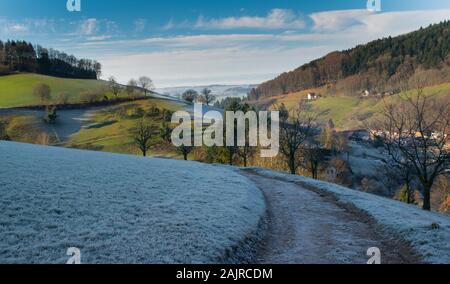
[79,92,103,104]
[33,83,52,104]
[57,92,70,105]
[162,109,174,122]
[148,105,161,117]
[0,122,10,141]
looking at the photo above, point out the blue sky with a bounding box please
[0,0,449,87]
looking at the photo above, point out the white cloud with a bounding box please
[98,45,330,88]
[310,9,450,35]
[9,24,29,33]
[86,35,112,41]
[185,9,306,30]
[8,8,447,88]
[78,18,98,35]
[310,9,370,32]
[0,18,57,35]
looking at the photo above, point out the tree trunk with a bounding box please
[183,152,188,161]
[289,155,296,174]
[142,150,146,157]
[229,151,233,166]
[406,180,412,204]
[243,156,247,167]
[422,184,431,211]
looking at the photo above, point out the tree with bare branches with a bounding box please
[199,88,216,105]
[108,76,121,99]
[126,79,138,97]
[375,89,450,210]
[278,103,314,174]
[138,76,154,95]
[33,83,52,104]
[133,117,157,157]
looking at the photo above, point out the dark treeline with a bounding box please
[0,40,101,79]
[250,21,450,100]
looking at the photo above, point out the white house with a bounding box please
[361,90,370,97]
[307,93,318,100]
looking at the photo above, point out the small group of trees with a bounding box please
[374,88,450,211]
[109,76,154,98]
[131,105,177,158]
[181,88,216,105]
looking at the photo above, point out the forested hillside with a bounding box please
[0,40,101,80]
[250,21,450,100]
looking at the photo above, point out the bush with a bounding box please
[44,106,58,124]
[133,107,146,118]
[162,109,174,122]
[79,92,104,104]
[33,83,52,104]
[0,122,10,141]
[148,105,161,118]
[57,92,70,105]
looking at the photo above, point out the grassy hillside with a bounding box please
[0,73,110,108]
[67,99,183,156]
[255,83,450,130]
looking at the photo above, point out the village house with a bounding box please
[361,90,370,98]
[307,93,321,100]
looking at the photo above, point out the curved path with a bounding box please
[241,170,422,264]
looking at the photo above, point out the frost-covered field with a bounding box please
[0,142,265,264]
[250,168,450,264]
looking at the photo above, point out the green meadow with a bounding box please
[0,73,110,108]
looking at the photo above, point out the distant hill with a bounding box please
[156,84,257,101]
[250,21,450,100]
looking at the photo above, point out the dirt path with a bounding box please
[242,170,422,264]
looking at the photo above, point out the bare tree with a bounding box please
[126,79,138,97]
[382,157,416,204]
[182,89,198,103]
[278,103,313,174]
[33,83,52,104]
[138,76,154,95]
[238,142,256,167]
[108,76,121,99]
[57,92,70,105]
[199,88,216,105]
[133,117,157,157]
[300,140,325,179]
[178,145,194,161]
[376,89,450,210]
